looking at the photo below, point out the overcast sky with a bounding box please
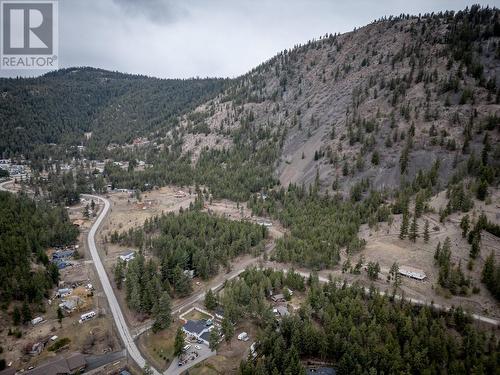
[2,0,500,79]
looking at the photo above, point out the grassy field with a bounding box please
[182,308,213,322]
[189,357,226,374]
[137,320,182,371]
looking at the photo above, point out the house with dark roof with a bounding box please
[52,249,75,260]
[306,367,336,375]
[271,293,285,303]
[214,306,224,320]
[24,352,86,375]
[182,320,213,345]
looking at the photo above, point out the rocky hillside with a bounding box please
[176,6,500,193]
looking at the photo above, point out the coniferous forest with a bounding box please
[0,68,226,157]
[0,192,78,306]
[232,269,499,375]
[114,201,267,313]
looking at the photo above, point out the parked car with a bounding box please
[195,345,201,350]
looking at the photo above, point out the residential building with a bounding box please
[59,297,80,313]
[214,306,224,321]
[24,353,86,375]
[306,367,336,375]
[56,288,72,298]
[271,293,285,303]
[273,305,290,317]
[119,252,135,262]
[52,250,75,260]
[182,320,213,345]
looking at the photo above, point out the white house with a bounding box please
[119,252,135,262]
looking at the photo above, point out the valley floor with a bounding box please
[92,184,499,373]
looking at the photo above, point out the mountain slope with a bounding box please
[175,6,500,194]
[0,67,226,157]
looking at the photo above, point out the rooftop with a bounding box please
[275,305,290,316]
[306,367,336,375]
[183,320,208,336]
[24,353,86,375]
[200,330,211,342]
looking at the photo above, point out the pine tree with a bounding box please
[12,306,21,325]
[284,345,304,374]
[152,291,172,332]
[423,220,430,243]
[114,260,124,289]
[476,178,488,201]
[221,316,234,346]
[390,262,401,289]
[367,262,380,280]
[399,208,409,239]
[174,327,185,357]
[443,237,451,254]
[57,306,64,325]
[470,231,481,259]
[209,327,220,351]
[460,214,470,238]
[434,242,441,262]
[83,204,90,218]
[481,253,495,286]
[409,215,419,242]
[399,146,410,174]
[22,300,31,323]
[414,194,424,218]
[481,132,491,165]
[129,284,142,312]
[204,289,218,310]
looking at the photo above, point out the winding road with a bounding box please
[0,179,12,192]
[83,194,161,375]
[2,182,498,374]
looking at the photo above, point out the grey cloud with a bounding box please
[112,0,188,24]
[3,0,500,79]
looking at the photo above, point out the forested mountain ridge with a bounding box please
[0,67,227,157]
[5,7,500,202]
[173,6,500,194]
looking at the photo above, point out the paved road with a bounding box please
[0,179,12,191]
[83,194,161,375]
[287,269,499,327]
[134,267,249,339]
